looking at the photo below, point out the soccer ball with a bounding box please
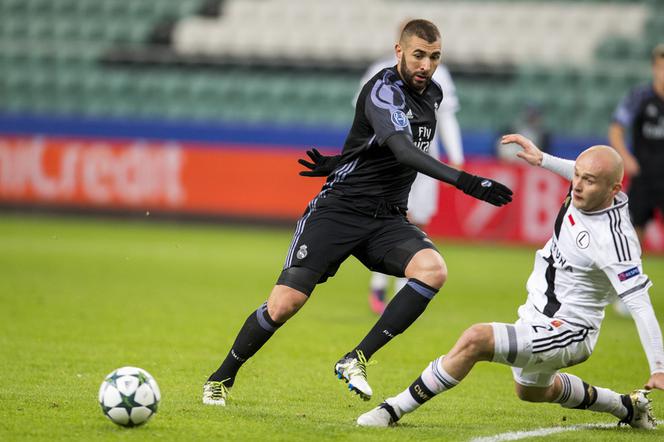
[98,366,160,427]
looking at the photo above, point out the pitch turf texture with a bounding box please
[1,214,663,441]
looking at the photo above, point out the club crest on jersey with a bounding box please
[618,267,640,282]
[391,110,409,127]
[646,104,658,118]
[575,231,589,249]
[296,244,308,260]
[550,320,563,328]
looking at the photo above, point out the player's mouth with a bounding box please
[414,73,428,83]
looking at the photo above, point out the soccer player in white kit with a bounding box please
[357,134,663,429]
[357,56,465,314]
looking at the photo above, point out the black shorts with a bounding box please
[628,174,664,227]
[278,196,438,290]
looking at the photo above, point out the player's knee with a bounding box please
[428,262,447,289]
[458,324,493,360]
[406,250,447,289]
[267,285,309,323]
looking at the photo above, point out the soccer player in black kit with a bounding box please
[203,19,513,406]
[609,43,664,245]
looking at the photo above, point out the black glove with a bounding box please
[298,148,341,177]
[455,171,513,206]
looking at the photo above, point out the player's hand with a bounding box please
[455,171,513,206]
[298,148,341,177]
[501,134,543,167]
[623,153,641,177]
[644,372,664,390]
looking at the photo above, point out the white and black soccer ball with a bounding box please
[98,366,160,427]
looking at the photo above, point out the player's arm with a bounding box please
[609,88,641,177]
[608,122,640,177]
[501,133,574,180]
[602,258,664,390]
[386,133,512,206]
[622,290,664,390]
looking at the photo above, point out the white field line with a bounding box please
[470,422,616,442]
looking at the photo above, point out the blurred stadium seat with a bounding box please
[0,0,660,135]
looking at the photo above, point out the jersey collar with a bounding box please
[578,192,628,216]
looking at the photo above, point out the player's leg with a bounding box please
[627,174,653,246]
[356,323,493,426]
[349,247,445,361]
[514,374,655,429]
[368,272,389,314]
[393,171,438,303]
[204,202,354,405]
[506,318,657,429]
[336,226,444,401]
[203,278,314,405]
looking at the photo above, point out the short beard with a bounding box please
[399,56,428,92]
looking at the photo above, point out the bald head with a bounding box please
[572,145,623,211]
[577,145,624,185]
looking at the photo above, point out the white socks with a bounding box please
[389,356,459,414]
[555,373,627,419]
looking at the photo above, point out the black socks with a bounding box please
[208,302,282,386]
[351,278,438,360]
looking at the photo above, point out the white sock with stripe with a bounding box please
[388,356,459,414]
[555,373,627,418]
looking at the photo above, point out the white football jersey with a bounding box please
[521,191,652,331]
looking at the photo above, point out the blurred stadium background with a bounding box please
[0,0,662,250]
[2,2,664,440]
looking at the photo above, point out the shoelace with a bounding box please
[349,350,377,378]
[208,378,231,400]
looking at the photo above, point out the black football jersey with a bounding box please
[319,67,443,208]
[612,84,664,176]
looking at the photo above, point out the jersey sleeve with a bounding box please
[597,229,651,299]
[622,290,664,374]
[611,86,643,128]
[601,260,652,300]
[364,75,413,145]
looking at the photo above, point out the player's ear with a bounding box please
[611,181,622,197]
[395,43,403,62]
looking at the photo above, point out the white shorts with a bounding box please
[491,317,596,388]
[407,172,439,225]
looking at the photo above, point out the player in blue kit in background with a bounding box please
[609,43,664,245]
[608,43,664,317]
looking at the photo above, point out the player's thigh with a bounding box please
[280,207,368,289]
[354,217,439,277]
[407,173,439,225]
[492,319,594,388]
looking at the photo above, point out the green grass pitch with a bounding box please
[1,214,662,441]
